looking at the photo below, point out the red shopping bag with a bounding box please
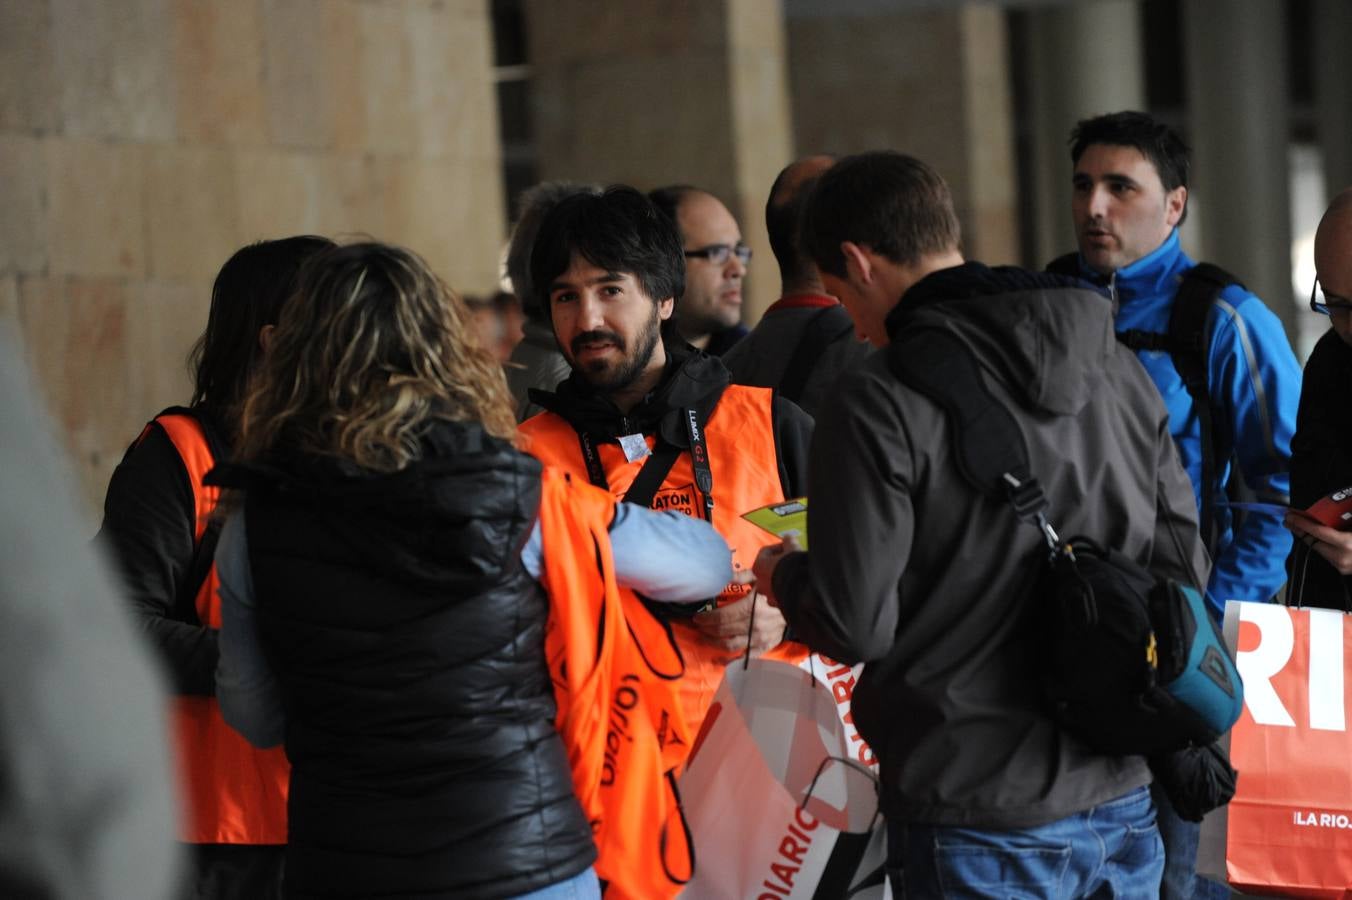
[1206,601,1352,897]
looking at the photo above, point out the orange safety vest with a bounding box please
[537,467,693,900]
[147,413,289,845]
[520,384,790,733]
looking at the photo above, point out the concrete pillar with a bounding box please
[1313,0,1352,197]
[524,0,794,322]
[1183,0,1297,339]
[1021,0,1145,267]
[786,4,1018,266]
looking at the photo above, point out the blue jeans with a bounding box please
[1152,783,1230,899]
[511,867,601,900]
[887,786,1164,898]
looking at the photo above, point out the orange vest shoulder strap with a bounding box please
[154,413,220,542]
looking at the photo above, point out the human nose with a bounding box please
[725,251,747,278]
[1085,185,1111,219]
[575,291,606,331]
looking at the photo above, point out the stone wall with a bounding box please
[1,0,506,519]
[786,4,1018,265]
[525,0,794,322]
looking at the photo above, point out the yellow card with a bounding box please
[741,497,808,549]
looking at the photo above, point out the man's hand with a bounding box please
[1286,510,1352,574]
[752,535,802,609]
[692,589,786,656]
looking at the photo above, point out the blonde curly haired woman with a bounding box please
[210,242,731,899]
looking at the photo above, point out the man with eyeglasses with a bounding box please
[649,185,752,355]
[1285,188,1352,610]
[1049,110,1302,900]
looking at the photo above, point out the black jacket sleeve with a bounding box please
[771,364,914,665]
[95,424,219,695]
[771,395,813,499]
[1287,330,1352,608]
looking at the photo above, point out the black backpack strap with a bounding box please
[778,305,855,405]
[1168,262,1240,552]
[622,443,683,508]
[886,328,1060,548]
[1045,252,1082,279]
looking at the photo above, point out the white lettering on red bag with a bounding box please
[1236,605,1346,731]
[1293,810,1352,828]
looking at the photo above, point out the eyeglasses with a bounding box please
[684,243,752,266]
[1310,277,1352,315]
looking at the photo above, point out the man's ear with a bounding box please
[258,324,275,353]
[657,296,675,320]
[1165,186,1187,228]
[840,241,873,285]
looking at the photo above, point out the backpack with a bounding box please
[887,325,1244,757]
[1047,254,1241,555]
[777,304,856,407]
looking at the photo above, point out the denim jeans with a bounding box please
[1152,783,1230,899]
[887,785,1164,898]
[511,867,601,900]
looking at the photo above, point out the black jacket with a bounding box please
[774,263,1208,829]
[97,406,225,696]
[213,422,595,899]
[722,299,872,419]
[530,340,812,500]
[1288,328,1352,610]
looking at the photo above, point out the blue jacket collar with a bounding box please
[1111,229,1190,302]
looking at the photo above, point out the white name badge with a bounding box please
[618,433,650,463]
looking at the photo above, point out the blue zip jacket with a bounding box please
[1068,230,1300,617]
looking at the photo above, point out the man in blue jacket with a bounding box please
[1054,109,1302,900]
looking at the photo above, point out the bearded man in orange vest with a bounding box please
[518,185,813,732]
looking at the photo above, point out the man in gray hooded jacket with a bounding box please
[754,151,1208,898]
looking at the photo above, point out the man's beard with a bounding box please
[570,303,662,394]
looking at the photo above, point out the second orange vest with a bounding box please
[150,413,289,845]
[537,467,694,900]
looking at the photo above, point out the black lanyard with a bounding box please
[575,408,714,522]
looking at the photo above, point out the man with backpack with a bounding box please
[723,155,872,419]
[1050,110,1302,899]
[753,150,1209,898]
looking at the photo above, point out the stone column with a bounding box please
[525,0,794,322]
[1020,0,1146,267]
[1183,0,1297,339]
[1313,0,1352,197]
[787,3,1018,266]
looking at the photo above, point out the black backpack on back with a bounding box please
[1046,253,1241,555]
[886,325,1244,758]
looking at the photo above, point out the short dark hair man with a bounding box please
[1055,111,1302,899]
[721,155,872,418]
[648,185,751,355]
[518,186,813,732]
[1059,110,1299,616]
[504,181,601,421]
[754,151,1207,897]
